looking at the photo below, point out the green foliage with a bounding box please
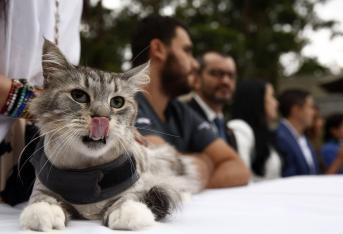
[81,0,336,84]
[295,57,330,77]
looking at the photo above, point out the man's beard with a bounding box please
[201,82,232,105]
[161,53,191,99]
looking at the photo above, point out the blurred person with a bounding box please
[276,89,320,176]
[305,105,325,172]
[186,51,237,149]
[321,113,343,174]
[0,0,83,205]
[131,15,250,189]
[305,105,324,150]
[228,80,281,181]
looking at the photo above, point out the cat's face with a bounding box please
[30,40,149,158]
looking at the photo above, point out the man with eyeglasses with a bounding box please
[187,51,237,149]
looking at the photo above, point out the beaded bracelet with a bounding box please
[0,79,36,118]
[11,88,34,117]
[0,80,22,114]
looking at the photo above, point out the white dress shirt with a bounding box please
[193,93,224,135]
[282,119,315,171]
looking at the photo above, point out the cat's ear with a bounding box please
[42,38,71,86]
[120,61,150,90]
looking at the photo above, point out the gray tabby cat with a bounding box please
[19,39,201,231]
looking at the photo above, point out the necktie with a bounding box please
[213,117,226,139]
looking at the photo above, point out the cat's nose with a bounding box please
[90,103,111,119]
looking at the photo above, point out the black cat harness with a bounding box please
[30,139,139,204]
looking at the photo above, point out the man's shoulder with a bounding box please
[135,93,149,109]
[276,122,291,137]
[171,98,198,116]
[275,122,295,148]
[135,93,157,118]
[184,96,197,108]
[183,95,210,121]
[135,93,159,132]
[172,98,214,131]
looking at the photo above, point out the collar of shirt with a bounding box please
[282,119,315,168]
[193,93,223,122]
[281,119,302,139]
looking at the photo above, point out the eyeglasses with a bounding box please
[206,68,236,80]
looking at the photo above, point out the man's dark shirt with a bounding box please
[135,93,218,153]
[187,97,237,150]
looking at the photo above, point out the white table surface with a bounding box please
[1,175,342,234]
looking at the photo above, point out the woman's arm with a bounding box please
[326,144,343,174]
[0,75,38,119]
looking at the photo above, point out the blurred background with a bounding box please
[80,0,343,115]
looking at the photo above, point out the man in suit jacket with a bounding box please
[276,89,319,176]
[186,51,237,149]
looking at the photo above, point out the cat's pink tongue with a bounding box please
[89,117,109,140]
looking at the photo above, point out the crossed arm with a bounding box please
[143,135,251,189]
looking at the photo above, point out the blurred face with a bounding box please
[311,108,324,136]
[195,53,236,106]
[264,84,278,123]
[332,123,343,140]
[161,27,198,98]
[296,96,316,128]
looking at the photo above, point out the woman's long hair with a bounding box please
[232,80,276,176]
[323,113,343,142]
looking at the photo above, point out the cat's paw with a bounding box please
[20,201,65,231]
[107,200,156,230]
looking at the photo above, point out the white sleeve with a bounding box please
[227,119,255,168]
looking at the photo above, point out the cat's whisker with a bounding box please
[134,126,180,138]
[118,140,135,175]
[19,123,73,162]
[36,128,77,180]
[18,124,67,163]
[128,45,151,71]
[116,122,180,139]
[116,136,136,176]
[22,128,76,192]
[17,125,72,180]
[45,130,73,178]
[18,124,79,181]
[46,129,78,181]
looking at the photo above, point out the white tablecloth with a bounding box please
[1,176,342,234]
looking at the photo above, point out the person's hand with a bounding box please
[337,144,343,161]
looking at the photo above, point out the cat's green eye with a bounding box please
[110,96,125,109]
[70,89,90,103]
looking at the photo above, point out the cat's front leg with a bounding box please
[20,197,67,231]
[104,199,156,230]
